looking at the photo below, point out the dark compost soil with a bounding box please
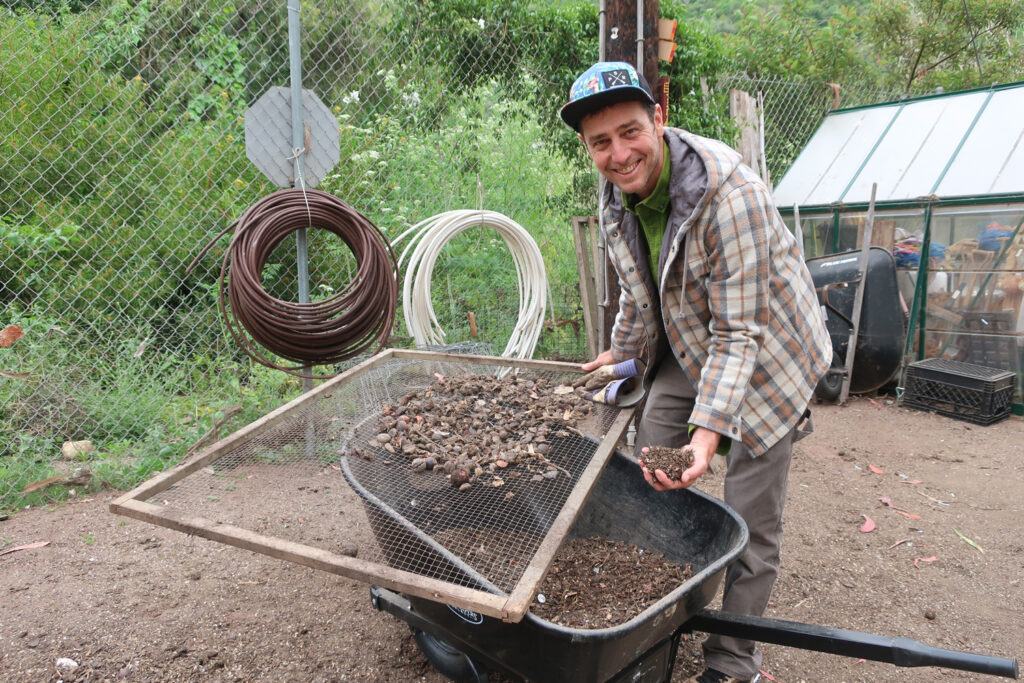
[531,536,693,628]
[641,445,696,481]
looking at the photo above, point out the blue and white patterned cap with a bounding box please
[560,62,656,132]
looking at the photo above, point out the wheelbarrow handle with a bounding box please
[686,609,1018,679]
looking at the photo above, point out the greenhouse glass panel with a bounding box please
[914,205,1024,400]
[845,93,989,203]
[773,107,898,208]
[936,87,1024,196]
[784,213,835,259]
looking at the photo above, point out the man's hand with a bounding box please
[639,427,721,490]
[573,354,645,390]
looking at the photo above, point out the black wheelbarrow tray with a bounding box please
[356,451,1018,683]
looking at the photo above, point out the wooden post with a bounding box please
[840,183,877,405]
[572,216,602,359]
[730,89,760,172]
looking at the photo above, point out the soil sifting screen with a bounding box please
[110,349,633,622]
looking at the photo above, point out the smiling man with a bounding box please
[561,62,832,683]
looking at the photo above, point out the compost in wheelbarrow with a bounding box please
[351,449,749,683]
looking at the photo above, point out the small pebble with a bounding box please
[55,657,78,673]
[924,609,937,620]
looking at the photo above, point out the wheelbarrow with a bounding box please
[352,451,1018,682]
[806,247,906,401]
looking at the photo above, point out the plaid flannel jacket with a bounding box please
[602,128,832,456]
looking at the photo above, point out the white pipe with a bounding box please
[392,210,548,361]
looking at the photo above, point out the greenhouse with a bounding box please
[772,81,1024,413]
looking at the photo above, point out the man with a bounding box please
[561,62,832,683]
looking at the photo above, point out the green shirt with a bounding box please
[622,142,671,286]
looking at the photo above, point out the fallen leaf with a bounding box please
[900,479,925,485]
[0,540,50,557]
[758,669,781,683]
[888,538,912,550]
[879,497,923,519]
[0,325,24,347]
[859,515,876,533]
[914,556,938,568]
[915,489,950,505]
[869,464,885,474]
[553,385,575,395]
[953,528,984,554]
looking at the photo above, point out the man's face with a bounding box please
[579,100,665,199]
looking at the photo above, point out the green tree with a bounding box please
[866,0,1024,91]
[726,0,869,83]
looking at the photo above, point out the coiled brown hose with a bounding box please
[193,188,398,377]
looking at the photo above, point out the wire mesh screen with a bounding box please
[122,351,626,612]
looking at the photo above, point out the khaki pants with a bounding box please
[635,358,798,680]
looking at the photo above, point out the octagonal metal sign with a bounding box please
[245,86,340,188]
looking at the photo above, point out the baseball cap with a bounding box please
[559,61,657,132]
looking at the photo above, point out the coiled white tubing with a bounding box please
[392,210,548,360]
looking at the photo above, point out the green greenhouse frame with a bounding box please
[772,81,1024,414]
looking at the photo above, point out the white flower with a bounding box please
[476,18,485,29]
[402,91,422,107]
[342,90,360,105]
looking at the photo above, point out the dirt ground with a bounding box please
[2,397,1022,682]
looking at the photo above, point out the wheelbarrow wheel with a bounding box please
[412,628,489,683]
[814,358,845,403]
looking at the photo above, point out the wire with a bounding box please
[194,188,398,378]
[392,210,548,360]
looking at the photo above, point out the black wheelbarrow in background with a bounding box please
[807,247,906,402]
[347,450,1018,682]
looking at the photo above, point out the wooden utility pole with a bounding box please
[596,0,659,352]
[603,0,659,84]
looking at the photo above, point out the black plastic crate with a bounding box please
[902,358,1015,425]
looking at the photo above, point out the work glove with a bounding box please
[573,357,646,406]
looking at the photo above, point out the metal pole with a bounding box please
[635,0,643,69]
[287,0,313,391]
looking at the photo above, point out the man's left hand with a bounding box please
[639,427,721,490]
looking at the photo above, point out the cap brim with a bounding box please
[560,85,656,132]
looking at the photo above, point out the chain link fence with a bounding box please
[1,0,907,511]
[718,73,921,187]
